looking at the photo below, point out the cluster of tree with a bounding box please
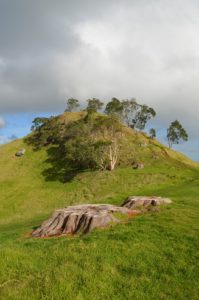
[26,97,189,177]
[65,98,189,148]
[26,113,123,171]
[26,116,62,149]
[66,97,156,131]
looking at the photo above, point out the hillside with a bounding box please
[0,112,198,225]
[0,112,199,299]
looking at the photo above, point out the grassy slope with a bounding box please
[0,124,199,299]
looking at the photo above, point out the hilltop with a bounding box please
[25,111,198,170]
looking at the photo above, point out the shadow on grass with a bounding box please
[25,136,89,183]
[41,146,81,183]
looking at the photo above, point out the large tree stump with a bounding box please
[121,196,172,208]
[32,197,172,238]
[32,204,134,238]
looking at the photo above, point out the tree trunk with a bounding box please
[108,141,118,171]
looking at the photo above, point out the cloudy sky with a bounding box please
[0,0,199,160]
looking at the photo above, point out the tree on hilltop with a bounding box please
[65,98,79,112]
[105,98,156,131]
[86,98,104,113]
[121,98,139,127]
[167,120,188,148]
[132,105,156,131]
[104,98,123,119]
[63,114,123,171]
[149,128,156,139]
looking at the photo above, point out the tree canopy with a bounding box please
[86,98,104,113]
[27,97,191,175]
[149,128,156,139]
[104,98,123,118]
[132,105,156,131]
[65,98,79,112]
[104,98,156,130]
[167,120,188,148]
[27,113,123,171]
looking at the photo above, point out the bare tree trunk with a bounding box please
[108,141,118,171]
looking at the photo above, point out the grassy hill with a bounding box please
[0,113,199,299]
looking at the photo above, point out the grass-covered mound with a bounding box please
[0,113,199,299]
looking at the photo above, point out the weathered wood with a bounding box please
[32,197,172,238]
[32,204,132,238]
[121,196,172,208]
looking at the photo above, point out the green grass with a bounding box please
[0,138,199,299]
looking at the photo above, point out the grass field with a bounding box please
[0,138,199,299]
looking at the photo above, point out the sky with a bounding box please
[0,0,198,160]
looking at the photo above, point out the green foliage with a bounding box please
[104,97,123,118]
[27,113,124,172]
[167,120,188,148]
[149,128,156,139]
[62,118,102,170]
[30,117,48,132]
[26,116,62,150]
[121,98,139,126]
[132,105,156,131]
[65,98,79,112]
[62,115,123,171]
[86,98,104,113]
[104,98,156,131]
[25,111,195,178]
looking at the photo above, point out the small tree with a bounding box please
[31,117,48,132]
[121,98,138,127]
[93,115,123,171]
[104,98,123,119]
[167,120,188,148]
[86,98,104,113]
[65,98,79,112]
[133,105,156,131]
[62,115,122,171]
[27,117,51,149]
[149,128,156,139]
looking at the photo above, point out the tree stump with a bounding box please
[32,197,172,238]
[32,204,133,238]
[121,196,172,208]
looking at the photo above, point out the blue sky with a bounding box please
[0,112,57,144]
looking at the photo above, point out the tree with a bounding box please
[167,120,188,148]
[121,98,139,127]
[132,105,156,131]
[104,98,123,119]
[149,128,156,139]
[26,116,62,149]
[86,98,104,113]
[92,115,123,170]
[31,117,48,133]
[65,98,79,112]
[62,115,123,171]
